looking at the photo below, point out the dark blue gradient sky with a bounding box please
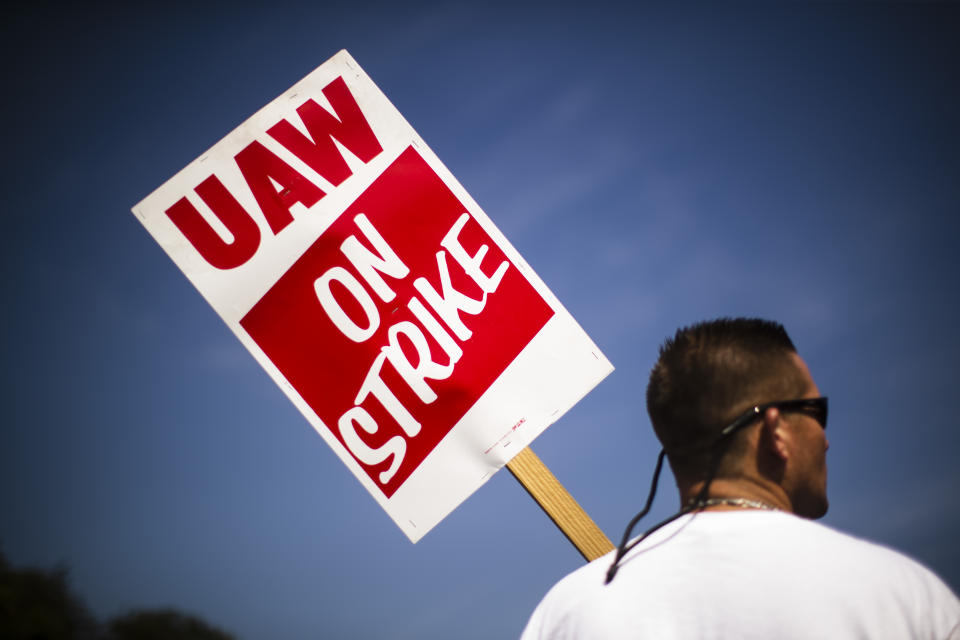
[2,3,958,638]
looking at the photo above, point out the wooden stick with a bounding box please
[507,446,614,562]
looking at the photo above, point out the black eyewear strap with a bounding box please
[604,396,828,585]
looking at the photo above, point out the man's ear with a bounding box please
[761,407,789,461]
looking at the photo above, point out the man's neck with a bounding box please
[679,476,792,513]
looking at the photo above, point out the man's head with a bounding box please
[646,318,829,517]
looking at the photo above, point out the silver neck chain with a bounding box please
[691,497,781,512]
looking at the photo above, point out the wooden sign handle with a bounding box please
[507,446,614,562]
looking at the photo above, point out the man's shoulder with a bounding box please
[694,512,960,622]
[772,514,944,573]
[726,511,952,583]
[521,512,960,639]
[518,551,616,640]
[538,549,614,605]
[546,514,951,604]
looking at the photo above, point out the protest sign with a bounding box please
[133,50,612,541]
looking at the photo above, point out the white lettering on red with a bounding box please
[323,212,511,486]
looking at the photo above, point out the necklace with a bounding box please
[690,497,781,511]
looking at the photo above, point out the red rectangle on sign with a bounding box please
[241,147,554,497]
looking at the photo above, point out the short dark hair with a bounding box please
[646,318,807,478]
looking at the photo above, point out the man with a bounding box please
[520,318,959,639]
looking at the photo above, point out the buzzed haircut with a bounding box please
[646,318,808,478]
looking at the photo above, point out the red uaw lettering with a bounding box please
[165,174,261,270]
[337,406,404,484]
[235,140,325,235]
[267,76,384,187]
[341,213,409,303]
[314,266,380,342]
[169,76,383,270]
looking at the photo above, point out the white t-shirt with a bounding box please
[521,510,960,640]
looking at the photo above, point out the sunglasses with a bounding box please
[720,396,828,438]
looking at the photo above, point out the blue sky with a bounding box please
[2,2,958,638]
